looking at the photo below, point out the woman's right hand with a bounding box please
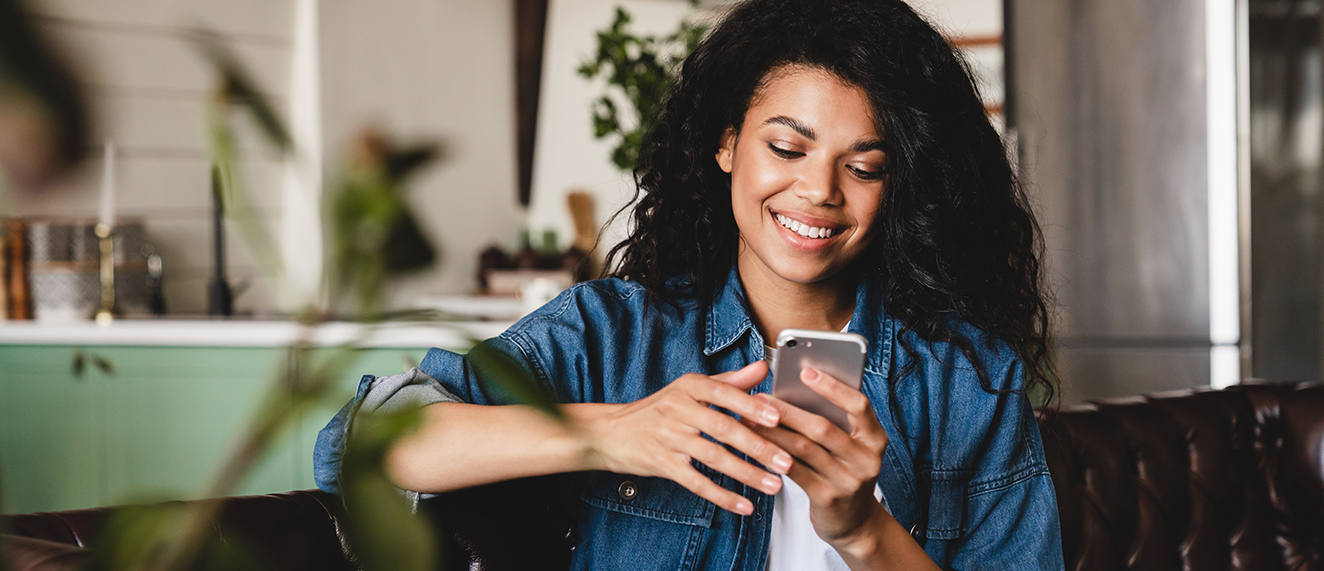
[574,360,793,515]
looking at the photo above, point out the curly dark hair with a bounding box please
[604,0,1055,406]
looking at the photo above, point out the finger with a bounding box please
[797,367,886,445]
[712,360,769,391]
[757,391,855,454]
[756,394,884,486]
[682,373,781,427]
[782,451,831,498]
[686,435,783,495]
[686,400,793,474]
[749,421,838,481]
[669,462,756,515]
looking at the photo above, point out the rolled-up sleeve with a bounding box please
[312,366,461,494]
[312,334,548,495]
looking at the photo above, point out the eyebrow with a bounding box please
[763,115,817,140]
[762,115,885,153]
[849,139,887,153]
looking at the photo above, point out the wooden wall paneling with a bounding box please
[149,212,282,315]
[24,0,295,42]
[36,22,290,97]
[99,95,289,158]
[3,157,283,219]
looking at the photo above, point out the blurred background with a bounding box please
[0,0,1319,514]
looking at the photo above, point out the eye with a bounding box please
[768,143,804,159]
[847,164,886,181]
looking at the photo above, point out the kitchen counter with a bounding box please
[0,318,513,348]
[0,296,535,513]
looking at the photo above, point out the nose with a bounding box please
[792,158,840,206]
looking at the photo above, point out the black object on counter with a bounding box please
[208,164,233,316]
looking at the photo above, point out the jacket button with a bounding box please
[617,480,639,501]
[909,523,925,542]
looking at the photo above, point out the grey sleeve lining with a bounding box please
[355,367,458,509]
[359,367,462,414]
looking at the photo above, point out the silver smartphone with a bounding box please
[771,329,868,431]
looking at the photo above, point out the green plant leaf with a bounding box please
[187,29,292,152]
[577,4,708,172]
[0,0,89,186]
[80,503,275,571]
[467,342,563,420]
[340,408,437,571]
[80,504,189,570]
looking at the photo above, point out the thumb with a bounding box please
[712,360,769,391]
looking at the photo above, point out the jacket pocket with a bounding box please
[580,471,716,527]
[573,471,719,571]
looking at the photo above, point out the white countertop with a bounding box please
[0,318,514,348]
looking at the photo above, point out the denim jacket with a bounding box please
[314,268,1064,570]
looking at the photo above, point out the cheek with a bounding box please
[847,189,885,239]
[734,158,792,204]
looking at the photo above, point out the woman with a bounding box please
[315,0,1063,569]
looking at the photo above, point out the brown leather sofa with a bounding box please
[4,381,1322,570]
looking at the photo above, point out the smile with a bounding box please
[775,213,837,239]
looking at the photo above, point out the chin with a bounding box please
[771,264,840,285]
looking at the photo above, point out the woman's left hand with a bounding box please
[748,366,889,548]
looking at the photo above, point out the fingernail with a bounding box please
[736,500,753,515]
[801,367,820,383]
[762,475,781,493]
[761,407,780,425]
[772,453,792,473]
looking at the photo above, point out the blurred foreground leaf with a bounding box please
[329,133,439,317]
[0,0,88,189]
[187,29,291,152]
[468,342,563,421]
[341,408,437,571]
[81,504,273,571]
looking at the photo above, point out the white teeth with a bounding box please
[775,213,833,239]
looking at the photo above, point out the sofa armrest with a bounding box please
[1,534,88,571]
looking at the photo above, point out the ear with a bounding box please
[715,127,737,173]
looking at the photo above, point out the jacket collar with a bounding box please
[703,266,891,375]
[704,267,756,356]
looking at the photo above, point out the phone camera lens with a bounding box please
[786,339,797,348]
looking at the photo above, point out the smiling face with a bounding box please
[717,65,887,292]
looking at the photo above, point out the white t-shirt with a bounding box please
[767,477,886,571]
[763,325,886,570]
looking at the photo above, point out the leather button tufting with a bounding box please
[617,480,639,501]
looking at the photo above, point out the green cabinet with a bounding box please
[0,344,433,514]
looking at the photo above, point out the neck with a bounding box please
[737,255,857,343]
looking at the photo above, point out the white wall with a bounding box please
[908,0,1001,37]
[319,0,524,304]
[528,0,694,260]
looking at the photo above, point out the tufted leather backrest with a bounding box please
[3,490,357,571]
[1041,382,1324,570]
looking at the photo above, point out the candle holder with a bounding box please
[95,223,115,325]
